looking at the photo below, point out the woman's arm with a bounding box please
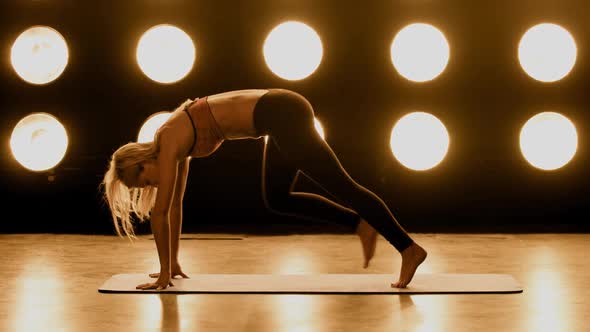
[170,158,190,265]
[151,140,180,275]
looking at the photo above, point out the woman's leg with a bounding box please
[261,134,361,230]
[253,89,414,253]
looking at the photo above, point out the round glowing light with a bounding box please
[136,24,195,84]
[390,112,450,171]
[519,112,577,170]
[10,113,69,171]
[10,26,69,85]
[314,118,325,140]
[263,21,323,80]
[390,23,450,82]
[518,23,577,82]
[137,112,172,143]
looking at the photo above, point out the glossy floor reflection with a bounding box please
[0,233,587,331]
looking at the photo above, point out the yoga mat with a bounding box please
[99,273,523,294]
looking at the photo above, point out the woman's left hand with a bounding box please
[136,273,174,290]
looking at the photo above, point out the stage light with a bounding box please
[520,112,577,170]
[390,23,450,82]
[137,112,172,143]
[136,24,195,84]
[263,21,323,80]
[314,118,325,140]
[10,26,69,85]
[390,112,450,171]
[518,23,577,82]
[10,113,69,172]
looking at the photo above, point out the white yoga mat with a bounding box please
[98,273,523,294]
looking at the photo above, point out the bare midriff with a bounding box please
[205,89,270,140]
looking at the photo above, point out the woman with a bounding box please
[102,88,427,290]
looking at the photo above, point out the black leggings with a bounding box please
[252,88,414,253]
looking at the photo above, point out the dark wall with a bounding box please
[0,0,588,235]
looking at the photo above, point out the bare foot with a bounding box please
[355,219,377,268]
[391,242,427,288]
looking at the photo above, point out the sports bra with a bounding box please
[182,96,225,157]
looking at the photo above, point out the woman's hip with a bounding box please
[253,89,314,136]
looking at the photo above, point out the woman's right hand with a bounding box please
[149,264,190,279]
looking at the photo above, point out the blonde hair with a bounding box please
[101,140,159,242]
[101,98,194,242]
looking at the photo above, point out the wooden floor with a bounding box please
[0,232,587,332]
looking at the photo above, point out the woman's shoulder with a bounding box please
[154,125,187,160]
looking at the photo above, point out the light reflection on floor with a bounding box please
[1,233,588,332]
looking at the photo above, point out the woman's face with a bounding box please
[136,163,158,188]
[122,163,156,188]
